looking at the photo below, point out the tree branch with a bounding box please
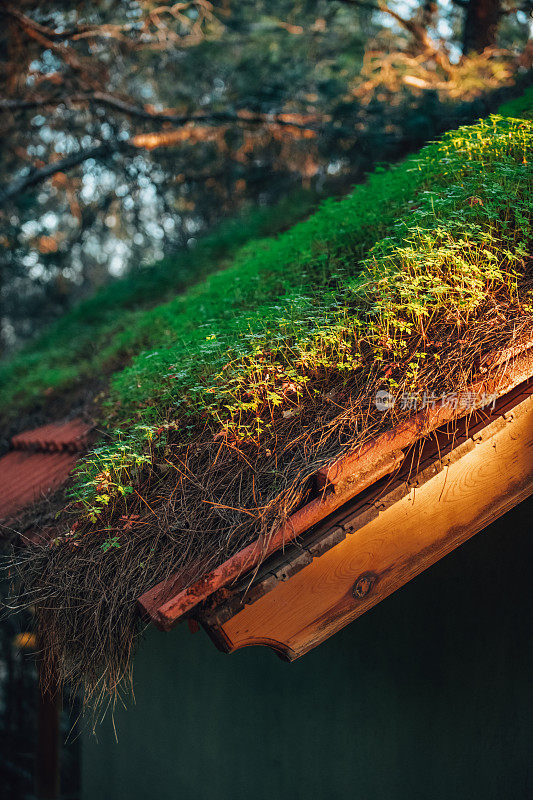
[0,143,129,206]
[1,2,216,48]
[1,7,86,73]
[1,5,95,40]
[332,0,454,76]
[0,92,323,133]
[0,99,326,205]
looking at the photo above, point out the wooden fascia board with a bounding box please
[138,348,533,628]
[199,382,533,661]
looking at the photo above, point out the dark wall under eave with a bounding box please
[82,496,533,800]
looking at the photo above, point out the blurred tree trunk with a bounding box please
[462,0,502,53]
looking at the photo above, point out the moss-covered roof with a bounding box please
[8,85,533,707]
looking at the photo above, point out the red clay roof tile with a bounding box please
[11,419,91,453]
[0,418,92,523]
[0,449,79,521]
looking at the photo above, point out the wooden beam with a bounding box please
[201,385,533,660]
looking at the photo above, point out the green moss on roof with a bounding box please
[0,190,318,418]
[76,107,533,514]
[12,88,533,706]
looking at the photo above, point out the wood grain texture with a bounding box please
[206,392,533,660]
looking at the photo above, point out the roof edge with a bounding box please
[138,342,533,629]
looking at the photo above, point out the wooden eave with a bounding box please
[138,343,533,632]
[198,378,533,660]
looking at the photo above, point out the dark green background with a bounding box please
[83,497,533,799]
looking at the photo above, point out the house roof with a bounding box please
[138,341,533,632]
[0,419,92,524]
[4,97,533,699]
